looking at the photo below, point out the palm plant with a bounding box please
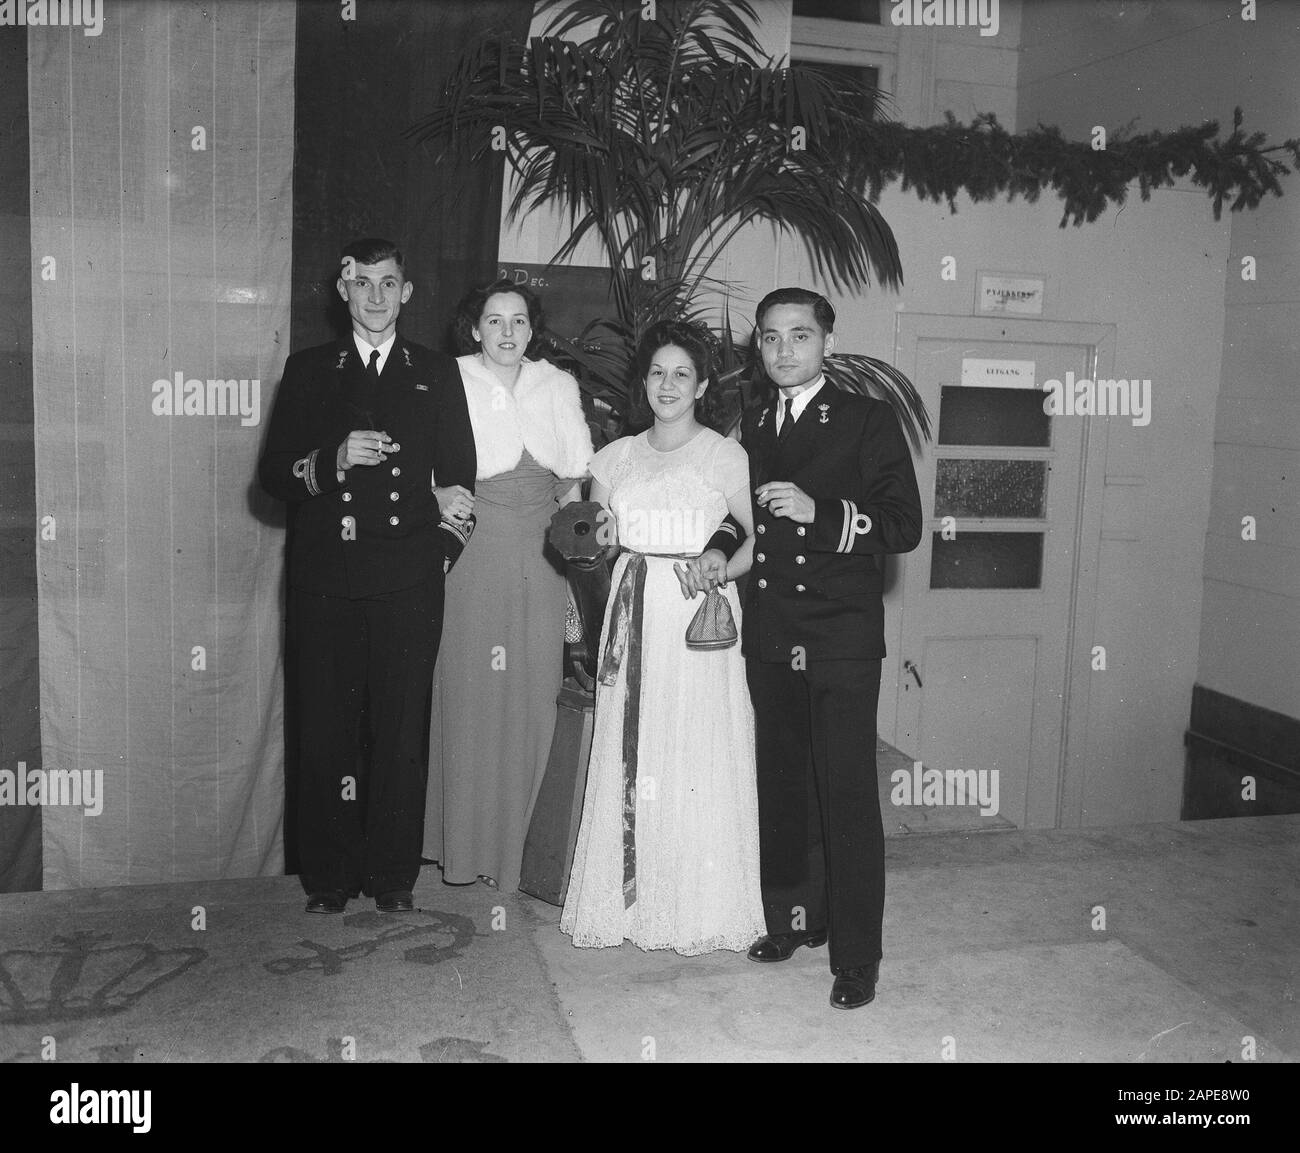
[408,0,931,446]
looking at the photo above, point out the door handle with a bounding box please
[903,659,923,688]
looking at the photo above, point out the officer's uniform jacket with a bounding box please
[740,383,922,663]
[259,335,477,597]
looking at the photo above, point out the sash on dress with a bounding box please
[598,549,697,910]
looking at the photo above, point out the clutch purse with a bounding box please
[685,587,738,650]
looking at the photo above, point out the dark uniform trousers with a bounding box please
[259,335,477,898]
[290,576,443,895]
[730,382,921,974]
[747,657,884,970]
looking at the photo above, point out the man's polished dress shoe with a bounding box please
[830,962,879,1010]
[747,929,829,962]
[375,890,415,913]
[304,891,347,915]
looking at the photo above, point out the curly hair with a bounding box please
[453,278,546,355]
[627,319,726,432]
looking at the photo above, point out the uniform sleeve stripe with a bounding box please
[301,449,322,496]
[838,499,854,553]
[440,517,471,547]
[716,522,739,539]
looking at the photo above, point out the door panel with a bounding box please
[894,328,1090,829]
[908,636,1037,826]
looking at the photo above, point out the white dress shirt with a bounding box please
[775,374,827,435]
[353,332,396,375]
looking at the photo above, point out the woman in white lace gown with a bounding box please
[560,321,766,955]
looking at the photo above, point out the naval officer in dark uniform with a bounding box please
[259,238,477,915]
[696,287,921,1009]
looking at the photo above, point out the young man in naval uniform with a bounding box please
[695,287,922,1009]
[260,238,477,915]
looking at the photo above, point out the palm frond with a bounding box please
[406,0,926,444]
[822,354,932,452]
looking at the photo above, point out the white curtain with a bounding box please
[28,0,296,887]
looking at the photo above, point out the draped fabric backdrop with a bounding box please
[1,0,524,893]
[25,1,298,889]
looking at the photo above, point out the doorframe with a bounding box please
[886,313,1116,829]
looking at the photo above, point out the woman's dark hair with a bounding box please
[627,319,725,432]
[453,278,546,355]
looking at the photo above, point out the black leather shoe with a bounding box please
[375,890,415,913]
[305,891,347,914]
[830,962,879,1010]
[747,929,829,963]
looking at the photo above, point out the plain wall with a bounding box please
[1019,0,1300,722]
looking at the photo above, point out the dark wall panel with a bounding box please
[291,0,530,352]
[0,28,43,892]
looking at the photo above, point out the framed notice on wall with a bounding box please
[975,271,1047,317]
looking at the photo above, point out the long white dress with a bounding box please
[560,427,766,955]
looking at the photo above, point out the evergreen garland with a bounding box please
[412,0,1300,443]
[859,109,1300,225]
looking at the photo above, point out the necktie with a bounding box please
[367,348,380,385]
[777,397,795,443]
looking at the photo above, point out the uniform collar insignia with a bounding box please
[757,406,769,429]
[401,345,413,368]
[818,402,830,424]
[335,348,349,371]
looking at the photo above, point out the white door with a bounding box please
[890,316,1104,829]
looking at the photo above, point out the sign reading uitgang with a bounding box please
[959,358,1037,389]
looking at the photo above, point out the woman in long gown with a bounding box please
[425,280,594,892]
[560,320,766,955]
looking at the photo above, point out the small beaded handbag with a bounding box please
[685,587,738,650]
